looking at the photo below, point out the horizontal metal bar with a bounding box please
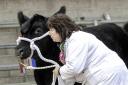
[0,21,19,28]
[0,44,16,49]
[0,64,19,71]
[76,19,128,25]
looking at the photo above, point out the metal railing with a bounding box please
[76,19,128,27]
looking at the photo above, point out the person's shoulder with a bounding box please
[72,31,85,36]
[71,31,98,42]
[72,31,93,38]
[69,31,87,41]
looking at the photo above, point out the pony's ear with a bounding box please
[54,6,66,15]
[17,11,29,26]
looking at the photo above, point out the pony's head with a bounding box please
[16,6,66,60]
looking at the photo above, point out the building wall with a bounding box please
[0,0,128,23]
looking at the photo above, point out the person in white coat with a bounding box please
[47,14,128,85]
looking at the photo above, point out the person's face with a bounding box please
[49,28,62,42]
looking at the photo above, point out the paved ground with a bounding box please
[3,82,36,85]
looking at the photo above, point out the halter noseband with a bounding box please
[16,31,60,67]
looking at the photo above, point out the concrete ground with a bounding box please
[3,82,36,85]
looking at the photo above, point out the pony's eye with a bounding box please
[34,28,42,35]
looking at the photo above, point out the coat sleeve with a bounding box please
[59,38,89,80]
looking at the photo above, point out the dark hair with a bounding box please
[47,14,80,42]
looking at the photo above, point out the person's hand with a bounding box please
[53,67,60,76]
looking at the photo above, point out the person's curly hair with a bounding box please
[47,14,80,42]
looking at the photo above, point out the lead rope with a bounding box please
[16,32,63,85]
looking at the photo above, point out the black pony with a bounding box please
[16,6,128,85]
[83,23,128,66]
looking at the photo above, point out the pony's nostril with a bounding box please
[19,49,24,54]
[19,49,23,53]
[17,48,24,56]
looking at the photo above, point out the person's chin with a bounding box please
[53,40,57,42]
[54,40,60,43]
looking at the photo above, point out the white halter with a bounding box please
[16,31,63,85]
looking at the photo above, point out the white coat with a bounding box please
[59,31,128,85]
